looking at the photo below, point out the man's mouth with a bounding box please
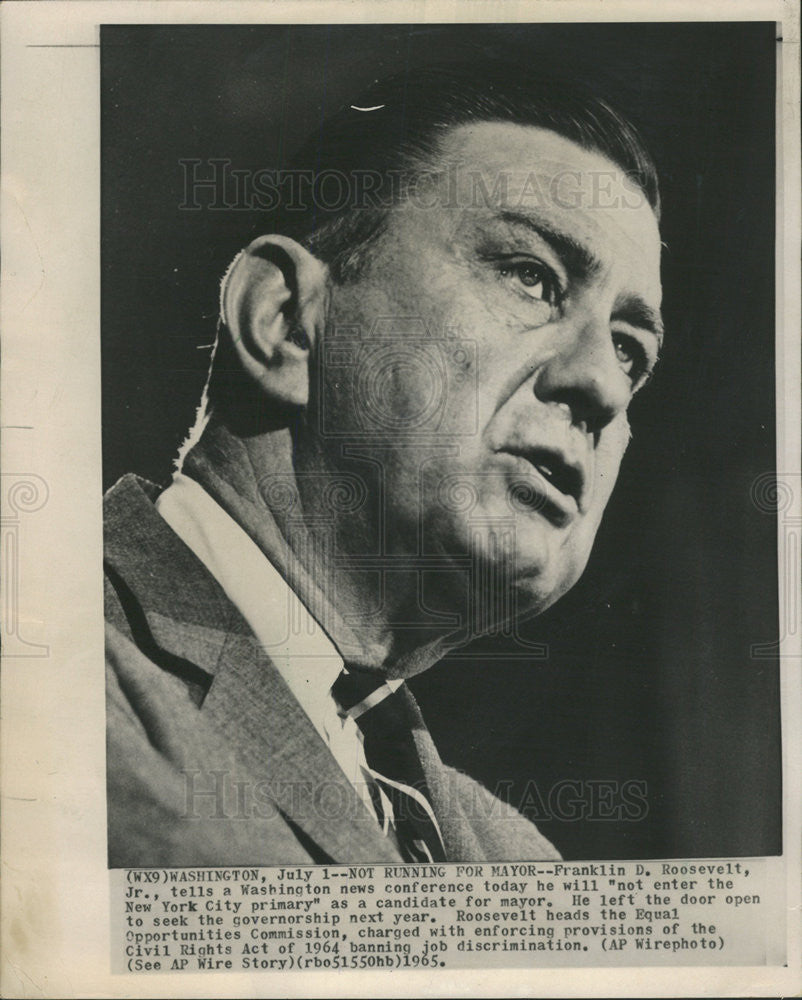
[499,445,586,523]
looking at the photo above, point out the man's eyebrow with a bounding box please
[615,294,664,347]
[497,209,602,281]
[497,209,664,346]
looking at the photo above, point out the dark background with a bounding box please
[102,22,781,860]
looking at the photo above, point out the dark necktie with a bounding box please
[331,668,446,862]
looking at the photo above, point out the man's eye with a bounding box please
[498,260,562,306]
[613,332,651,388]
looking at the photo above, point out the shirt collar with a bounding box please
[156,472,344,740]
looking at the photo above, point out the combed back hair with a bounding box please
[200,59,660,427]
[275,60,660,282]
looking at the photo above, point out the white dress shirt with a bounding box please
[155,473,401,826]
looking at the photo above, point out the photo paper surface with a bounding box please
[2,3,799,996]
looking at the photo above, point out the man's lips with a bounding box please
[497,445,587,522]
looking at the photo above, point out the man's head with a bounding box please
[203,61,663,633]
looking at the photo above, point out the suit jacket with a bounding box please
[105,474,560,866]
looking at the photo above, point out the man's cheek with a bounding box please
[594,418,629,496]
[606,411,632,458]
[589,470,619,524]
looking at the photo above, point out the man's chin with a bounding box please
[511,567,578,619]
[469,534,585,622]
[423,510,587,618]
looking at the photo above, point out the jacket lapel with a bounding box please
[199,632,401,863]
[105,475,400,863]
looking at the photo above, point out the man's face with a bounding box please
[316,122,663,620]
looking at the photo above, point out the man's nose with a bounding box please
[532,315,630,436]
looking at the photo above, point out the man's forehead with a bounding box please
[438,121,642,194]
[436,123,655,224]
[424,121,662,300]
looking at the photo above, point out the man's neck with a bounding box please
[180,420,455,678]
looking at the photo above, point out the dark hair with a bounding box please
[273,60,660,282]
[201,60,659,426]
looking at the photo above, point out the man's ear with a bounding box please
[219,234,328,409]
